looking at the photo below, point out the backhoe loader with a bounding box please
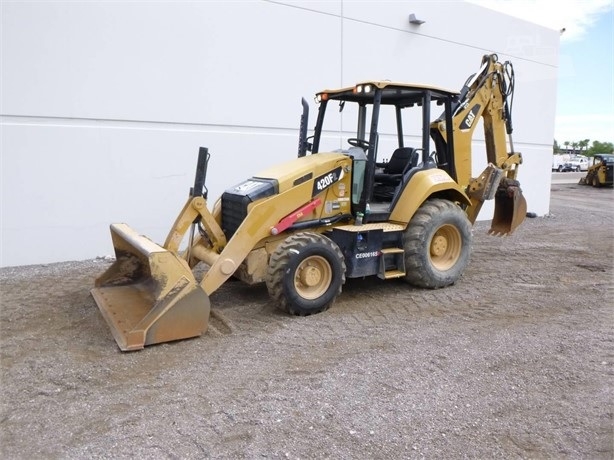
[92,54,527,351]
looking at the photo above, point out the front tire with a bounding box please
[266,232,346,316]
[402,199,472,288]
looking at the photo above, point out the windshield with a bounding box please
[595,155,614,164]
[315,101,424,162]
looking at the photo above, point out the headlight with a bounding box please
[355,84,373,94]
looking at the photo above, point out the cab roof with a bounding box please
[317,81,459,106]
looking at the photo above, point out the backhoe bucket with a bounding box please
[489,179,527,236]
[91,223,210,351]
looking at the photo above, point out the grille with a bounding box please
[220,178,278,239]
[221,194,248,239]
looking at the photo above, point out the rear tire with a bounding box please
[402,199,472,288]
[266,232,346,316]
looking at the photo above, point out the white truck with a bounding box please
[553,154,589,172]
[552,154,569,172]
[565,155,589,172]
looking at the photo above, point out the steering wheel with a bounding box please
[347,138,371,150]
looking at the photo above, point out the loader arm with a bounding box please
[189,180,317,295]
[90,178,319,351]
[163,196,227,254]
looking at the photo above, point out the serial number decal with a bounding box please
[312,167,343,197]
[355,251,380,259]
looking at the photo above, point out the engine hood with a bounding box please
[253,152,349,194]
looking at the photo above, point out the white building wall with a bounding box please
[0,1,559,267]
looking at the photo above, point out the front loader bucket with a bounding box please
[489,179,527,236]
[91,223,210,351]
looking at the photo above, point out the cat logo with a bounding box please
[460,104,481,131]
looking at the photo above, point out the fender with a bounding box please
[389,169,471,225]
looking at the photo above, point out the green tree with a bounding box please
[578,139,590,154]
[587,140,614,156]
[553,139,560,153]
[564,141,570,153]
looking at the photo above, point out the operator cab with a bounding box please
[301,81,460,223]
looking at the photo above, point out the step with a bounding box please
[379,246,406,280]
[382,269,405,279]
[381,247,404,255]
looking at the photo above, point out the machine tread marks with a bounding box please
[266,232,346,316]
[402,198,473,289]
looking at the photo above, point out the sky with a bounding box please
[469,0,614,146]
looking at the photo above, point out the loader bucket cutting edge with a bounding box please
[91,223,210,351]
[489,185,527,236]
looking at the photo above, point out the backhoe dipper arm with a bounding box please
[441,54,520,185]
[432,54,526,233]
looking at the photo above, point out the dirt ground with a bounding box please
[1,183,613,459]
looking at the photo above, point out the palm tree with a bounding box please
[564,141,570,154]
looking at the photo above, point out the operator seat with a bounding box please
[375,147,418,185]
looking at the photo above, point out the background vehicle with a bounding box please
[579,154,614,187]
[91,54,527,351]
[552,154,569,172]
[565,155,589,172]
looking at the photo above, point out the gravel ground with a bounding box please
[1,183,613,459]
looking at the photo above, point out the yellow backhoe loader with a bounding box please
[92,54,527,351]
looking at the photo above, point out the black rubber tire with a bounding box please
[402,198,473,289]
[266,232,346,316]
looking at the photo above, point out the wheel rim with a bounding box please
[429,224,462,271]
[294,255,332,300]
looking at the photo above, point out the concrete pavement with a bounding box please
[551,171,584,184]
